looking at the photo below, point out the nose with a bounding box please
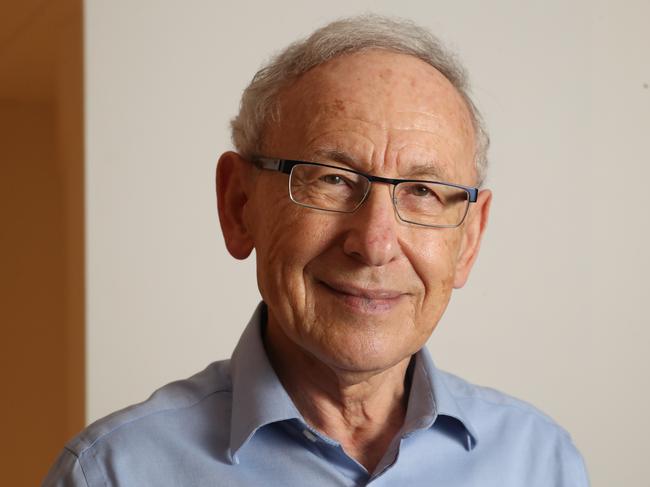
[342,184,401,266]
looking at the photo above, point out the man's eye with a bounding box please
[320,174,346,185]
[411,184,434,197]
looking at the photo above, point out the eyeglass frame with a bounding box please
[251,156,479,228]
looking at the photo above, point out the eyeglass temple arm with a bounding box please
[253,157,296,175]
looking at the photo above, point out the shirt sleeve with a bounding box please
[566,438,591,487]
[550,429,590,487]
[41,448,89,487]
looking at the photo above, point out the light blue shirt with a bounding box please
[43,303,590,486]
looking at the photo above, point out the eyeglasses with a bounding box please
[252,157,479,228]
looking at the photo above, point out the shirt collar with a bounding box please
[405,346,479,450]
[228,303,479,462]
[228,303,302,463]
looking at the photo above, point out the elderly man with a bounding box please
[44,15,589,486]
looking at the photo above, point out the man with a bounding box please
[44,15,590,486]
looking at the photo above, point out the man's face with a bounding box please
[235,50,490,374]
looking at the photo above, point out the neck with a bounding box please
[264,319,412,473]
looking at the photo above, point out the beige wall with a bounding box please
[85,1,650,486]
[0,1,84,485]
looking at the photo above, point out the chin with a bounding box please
[312,333,414,375]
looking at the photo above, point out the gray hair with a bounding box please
[230,14,489,185]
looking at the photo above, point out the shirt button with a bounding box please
[302,429,318,442]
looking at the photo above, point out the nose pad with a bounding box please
[342,185,400,266]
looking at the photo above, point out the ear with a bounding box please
[216,151,255,259]
[453,189,492,288]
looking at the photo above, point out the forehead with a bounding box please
[265,50,477,182]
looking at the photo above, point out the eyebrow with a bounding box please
[406,163,447,180]
[312,149,359,168]
[311,148,447,181]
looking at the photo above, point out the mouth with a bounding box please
[317,279,405,314]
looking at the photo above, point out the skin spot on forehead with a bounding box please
[379,67,394,81]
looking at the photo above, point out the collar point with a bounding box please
[226,448,240,465]
[466,433,479,451]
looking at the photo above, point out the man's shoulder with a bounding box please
[66,359,233,458]
[437,368,572,438]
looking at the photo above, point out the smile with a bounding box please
[317,280,405,314]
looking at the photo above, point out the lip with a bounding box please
[317,279,405,313]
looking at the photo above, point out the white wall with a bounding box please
[85,1,650,485]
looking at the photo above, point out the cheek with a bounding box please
[410,231,463,309]
[253,203,334,313]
